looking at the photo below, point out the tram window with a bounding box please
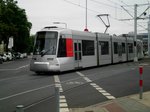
[82,40,95,56]
[114,42,118,54]
[122,43,126,53]
[57,38,66,57]
[100,41,109,55]
[74,43,77,51]
[75,52,78,60]
[33,31,58,55]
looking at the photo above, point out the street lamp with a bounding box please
[53,22,67,28]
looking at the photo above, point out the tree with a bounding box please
[0,0,32,53]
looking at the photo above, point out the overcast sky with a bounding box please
[17,0,150,35]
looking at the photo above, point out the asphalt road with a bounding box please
[0,57,150,112]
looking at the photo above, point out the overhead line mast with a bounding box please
[118,3,149,62]
[84,0,88,31]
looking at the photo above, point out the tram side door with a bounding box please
[74,40,82,69]
[118,43,122,61]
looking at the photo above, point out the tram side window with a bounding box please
[122,43,126,53]
[57,38,66,57]
[114,42,118,54]
[82,40,95,56]
[128,43,133,53]
[100,41,109,55]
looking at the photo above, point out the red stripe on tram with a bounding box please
[66,38,73,57]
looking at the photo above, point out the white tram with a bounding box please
[30,27,143,73]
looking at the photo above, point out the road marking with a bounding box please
[54,75,61,83]
[106,96,116,99]
[60,103,68,107]
[24,97,52,109]
[60,95,65,99]
[83,77,92,82]
[60,99,67,103]
[139,63,149,66]
[76,71,116,100]
[66,81,84,85]
[0,84,54,101]
[54,75,69,112]
[0,75,26,82]
[0,64,29,71]
[96,88,103,90]
[76,71,84,77]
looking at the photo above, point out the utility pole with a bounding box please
[84,0,88,31]
[148,15,150,57]
[134,4,138,62]
[120,4,149,61]
[85,0,87,29]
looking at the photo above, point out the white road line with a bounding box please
[24,97,52,109]
[0,84,54,101]
[139,63,149,66]
[60,95,65,99]
[76,71,85,77]
[96,87,103,90]
[60,103,68,107]
[54,75,69,112]
[106,96,116,99]
[60,108,69,112]
[77,72,92,82]
[60,99,67,103]
[83,77,92,82]
[54,75,61,83]
[102,93,111,96]
[76,71,116,100]
[90,83,97,86]
[0,64,29,71]
[16,64,29,70]
[0,75,25,82]
[98,90,107,93]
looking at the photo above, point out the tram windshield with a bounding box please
[33,31,58,55]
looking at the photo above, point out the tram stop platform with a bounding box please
[70,57,150,112]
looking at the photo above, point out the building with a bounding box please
[138,33,148,53]
[127,33,148,53]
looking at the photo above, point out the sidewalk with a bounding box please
[70,91,150,112]
[70,57,150,112]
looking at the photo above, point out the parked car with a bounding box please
[5,52,13,61]
[14,52,21,59]
[0,54,7,61]
[23,53,27,58]
[0,55,3,64]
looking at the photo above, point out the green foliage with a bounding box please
[0,0,32,53]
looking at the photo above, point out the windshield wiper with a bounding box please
[40,47,54,57]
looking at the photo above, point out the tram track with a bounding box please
[0,63,141,112]
[21,68,124,110]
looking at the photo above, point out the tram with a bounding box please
[30,26,143,73]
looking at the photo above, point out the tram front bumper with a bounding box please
[30,61,60,72]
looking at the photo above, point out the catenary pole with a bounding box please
[148,15,150,57]
[86,0,87,29]
[134,4,138,62]
[84,0,88,31]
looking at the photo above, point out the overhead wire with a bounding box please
[63,0,147,31]
[89,0,122,10]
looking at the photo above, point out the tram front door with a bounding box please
[74,40,82,69]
